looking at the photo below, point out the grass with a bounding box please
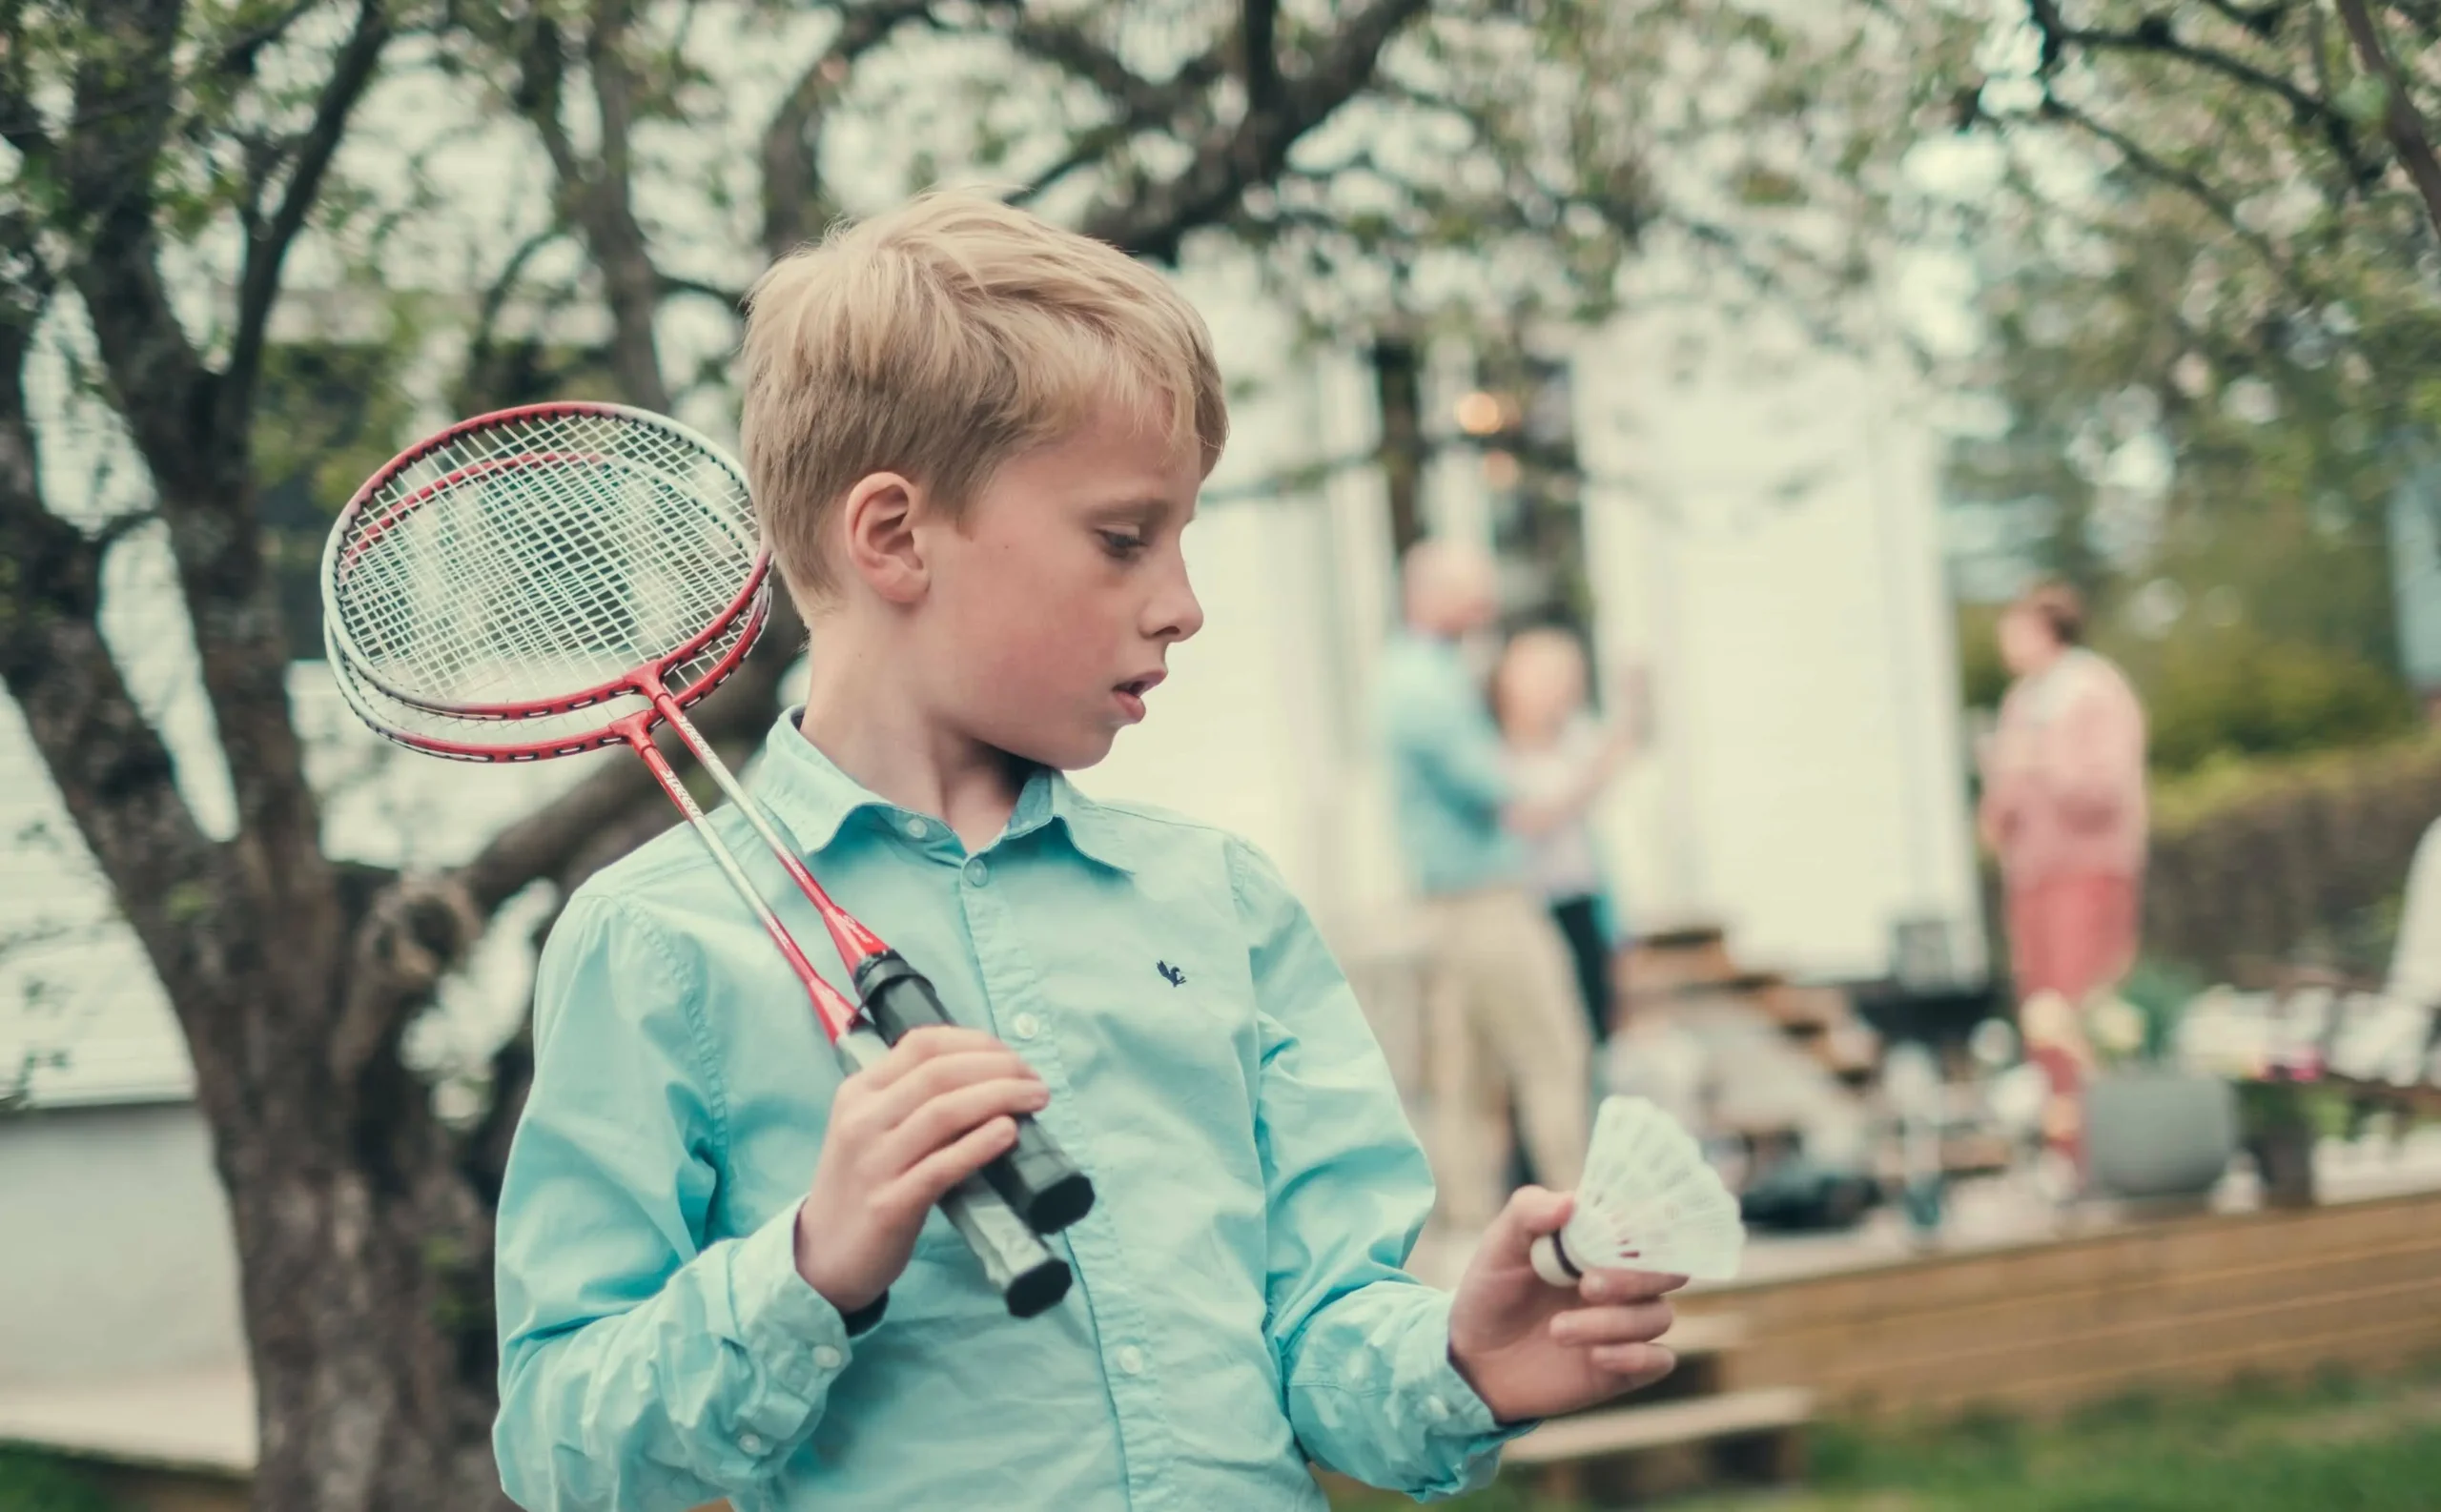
[0,1451,123,1512]
[10,1365,2439,1512]
[1330,1360,2441,1511]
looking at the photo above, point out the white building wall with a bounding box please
[1572,305,1984,982]
[0,1102,247,1385]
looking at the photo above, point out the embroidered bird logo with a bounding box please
[1157,961,1186,988]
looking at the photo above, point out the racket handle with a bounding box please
[938,1173,1074,1319]
[833,1027,1072,1318]
[853,951,1097,1235]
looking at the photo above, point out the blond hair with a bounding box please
[738,190,1229,603]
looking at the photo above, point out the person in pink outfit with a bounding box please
[1979,582,2148,1177]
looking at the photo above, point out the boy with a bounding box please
[491,191,1683,1512]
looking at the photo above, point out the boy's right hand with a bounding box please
[792,1025,1049,1315]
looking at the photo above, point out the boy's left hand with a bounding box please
[1446,1187,1685,1424]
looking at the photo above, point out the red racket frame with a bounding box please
[323,401,888,1037]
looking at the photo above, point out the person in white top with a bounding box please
[1491,626,1639,1046]
[2389,819,2441,1008]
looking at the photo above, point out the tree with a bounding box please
[1925,2,2441,747]
[0,3,1934,1508]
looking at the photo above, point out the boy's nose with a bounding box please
[1147,558,1203,643]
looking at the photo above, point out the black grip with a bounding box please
[832,1028,1071,1318]
[937,1175,1073,1318]
[854,951,1097,1235]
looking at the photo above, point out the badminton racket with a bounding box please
[318,400,1092,1316]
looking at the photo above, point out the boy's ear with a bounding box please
[837,470,927,604]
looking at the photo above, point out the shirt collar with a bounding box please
[748,710,1138,874]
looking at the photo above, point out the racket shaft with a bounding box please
[623,725,858,1040]
[834,1028,1072,1318]
[855,952,1097,1236]
[652,696,888,966]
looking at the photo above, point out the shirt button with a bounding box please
[1117,1345,1146,1376]
[740,1432,767,1455]
[1010,1011,1041,1041]
[812,1344,844,1372]
[1424,1396,1450,1422]
[963,857,990,886]
[904,817,929,840]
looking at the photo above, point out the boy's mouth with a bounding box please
[1113,670,1163,721]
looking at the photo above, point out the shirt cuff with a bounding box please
[1397,1294,1539,1451]
[721,1199,859,1450]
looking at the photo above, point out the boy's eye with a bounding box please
[1098,530,1148,558]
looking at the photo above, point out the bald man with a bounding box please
[1376,541,1591,1234]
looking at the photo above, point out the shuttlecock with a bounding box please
[1529,1095,1745,1286]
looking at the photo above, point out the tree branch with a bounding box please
[2039,92,2314,305]
[2386,0,2441,44]
[0,0,53,164]
[1240,0,1282,117]
[60,0,342,916]
[57,0,205,452]
[2027,0,2384,189]
[2330,0,2441,241]
[501,7,670,406]
[453,225,565,411]
[1002,16,1230,211]
[574,0,671,412]
[226,0,394,420]
[760,0,938,258]
[659,272,745,308]
[2195,0,2291,40]
[995,10,1223,121]
[1081,0,1430,261]
[0,237,227,1067]
[510,11,585,188]
[213,0,327,81]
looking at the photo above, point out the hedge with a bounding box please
[2142,736,2441,985]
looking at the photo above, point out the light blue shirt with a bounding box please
[493,713,1521,1512]
[1377,634,1524,896]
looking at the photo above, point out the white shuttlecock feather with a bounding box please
[1529,1095,1745,1286]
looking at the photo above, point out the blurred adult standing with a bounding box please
[1979,581,2148,1176]
[1980,582,2149,1001]
[1377,541,1591,1233]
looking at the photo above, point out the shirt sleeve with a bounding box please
[493,894,859,1512]
[1384,653,1514,816]
[1228,839,1529,1500]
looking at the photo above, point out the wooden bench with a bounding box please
[1508,1385,1815,1503]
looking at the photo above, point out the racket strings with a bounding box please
[326,588,768,761]
[331,409,758,709]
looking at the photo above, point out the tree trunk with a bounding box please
[1372,333,1426,559]
[224,1095,510,1512]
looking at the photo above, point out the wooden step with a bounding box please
[1506,1385,1814,1466]
[1659,1310,1749,1358]
[1625,1311,1754,1405]
[1508,1387,1815,1503]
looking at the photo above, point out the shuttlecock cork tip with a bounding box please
[1528,1232,1581,1288]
